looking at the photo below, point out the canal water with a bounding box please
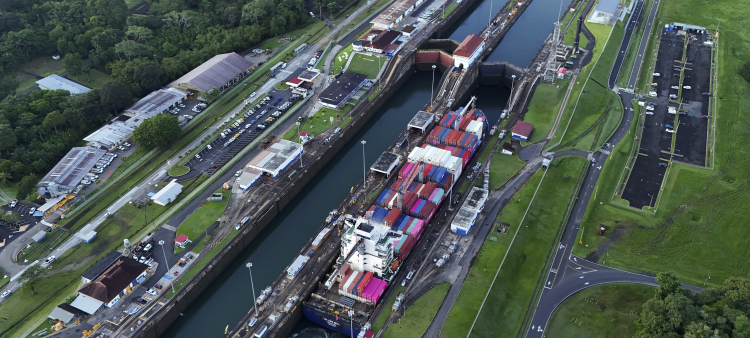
[161,0,562,336]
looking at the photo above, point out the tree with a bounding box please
[126,25,153,43]
[42,110,65,133]
[203,88,220,103]
[16,174,37,201]
[63,52,83,75]
[0,211,21,223]
[327,2,340,13]
[114,40,153,61]
[132,114,181,147]
[0,171,10,185]
[0,124,16,152]
[20,280,36,295]
[99,81,132,114]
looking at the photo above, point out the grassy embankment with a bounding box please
[546,283,654,337]
[441,156,587,338]
[175,189,230,240]
[371,285,406,333]
[572,0,750,288]
[383,283,450,338]
[521,77,571,144]
[550,22,625,153]
[347,53,386,79]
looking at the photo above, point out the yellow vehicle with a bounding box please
[235,133,240,138]
[231,124,237,128]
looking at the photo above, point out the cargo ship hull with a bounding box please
[303,304,364,336]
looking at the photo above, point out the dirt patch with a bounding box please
[585,224,625,262]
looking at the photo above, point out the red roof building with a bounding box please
[511,121,534,141]
[453,35,485,69]
[175,234,190,247]
[286,76,303,87]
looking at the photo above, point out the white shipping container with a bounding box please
[287,255,310,278]
[340,271,360,294]
[408,147,425,162]
[440,152,452,166]
[445,157,461,175]
[467,120,483,137]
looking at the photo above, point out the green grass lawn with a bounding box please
[124,0,145,8]
[66,69,112,90]
[346,53,385,79]
[487,153,525,190]
[522,79,571,144]
[333,44,355,74]
[570,0,750,288]
[383,283,450,338]
[441,3,457,18]
[546,283,653,338]
[552,21,625,152]
[0,268,83,338]
[19,57,65,77]
[371,285,406,333]
[168,165,190,177]
[0,182,18,202]
[441,156,586,338]
[283,107,351,140]
[175,189,230,239]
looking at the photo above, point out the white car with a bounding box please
[143,244,152,251]
[250,92,257,98]
[28,207,36,215]
[195,154,201,160]
[10,201,16,208]
[146,289,157,296]
[666,128,676,133]
[235,170,242,177]
[45,255,56,264]
[123,142,131,147]
[1,291,10,298]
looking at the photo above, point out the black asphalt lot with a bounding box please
[178,89,297,176]
[673,32,712,166]
[621,29,685,208]
[0,203,41,252]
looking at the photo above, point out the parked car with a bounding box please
[134,297,148,304]
[10,200,16,208]
[45,255,56,264]
[118,146,126,150]
[28,207,36,214]
[146,289,157,296]
[236,170,242,177]
[123,142,131,147]
[143,244,152,251]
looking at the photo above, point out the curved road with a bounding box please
[523,0,693,336]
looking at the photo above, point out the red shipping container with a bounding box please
[386,192,398,209]
[357,271,373,295]
[445,130,457,146]
[403,192,417,211]
[461,152,470,167]
[439,115,450,127]
[348,273,362,295]
[339,269,353,290]
[423,182,436,199]
[420,201,436,219]
[340,263,351,278]
[459,117,471,131]
[368,205,376,212]
[384,208,402,225]
[398,237,414,260]
[451,147,462,156]
[390,178,403,191]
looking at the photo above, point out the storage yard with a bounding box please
[620,23,714,209]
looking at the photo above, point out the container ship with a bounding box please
[302,104,487,337]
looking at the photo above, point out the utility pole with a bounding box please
[297,122,303,168]
[361,140,367,188]
[246,263,258,318]
[431,65,437,107]
[158,240,175,293]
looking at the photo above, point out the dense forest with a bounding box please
[636,273,750,337]
[0,0,314,194]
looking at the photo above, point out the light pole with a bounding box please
[510,74,516,109]
[246,263,258,317]
[158,240,175,293]
[647,194,654,209]
[378,56,382,90]
[431,65,437,106]
[297,122,303,168]
[361,140,367,188]
[488,0,493,28]
[348,310,354,338]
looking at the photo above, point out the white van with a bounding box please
[281,63,287,69]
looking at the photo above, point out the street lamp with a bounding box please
[348,310,354,338]
[361,140,367,188]
[158,240,175,293]
[488,0,494,28]
[297,122,303,168]
[246,263,258,318]
[431,65,437,106]
[510,74,516,109]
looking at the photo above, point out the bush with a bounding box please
[739,61,750,83]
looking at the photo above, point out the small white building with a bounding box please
[36,74,90,95]
[587,0,619,25]
[453,35,485,70]
[246,140,303,178]
[151,179,183,206]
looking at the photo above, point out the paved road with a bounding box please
[626,0,660,91]
[608,0,644,89]
[524,1,673,336]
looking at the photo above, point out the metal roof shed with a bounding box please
[36,74,90,95]
[287,255,310,278]
[408,111,434,134]
[371,152,401,177]
[32,231,46,242]
[171,52,254,93]
[49,304,83,324]
[151,179,183,206]
[70,294,104,315]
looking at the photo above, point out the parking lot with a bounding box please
[621,26,713,208]
[178,87,303,176]
[0,203,42,252]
